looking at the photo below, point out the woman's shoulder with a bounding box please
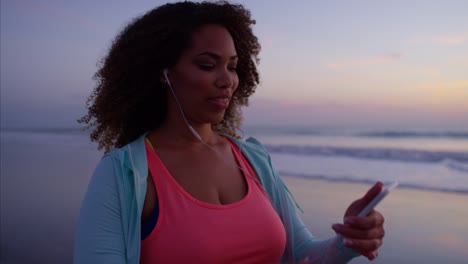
[226,135,270,157]
[106,133,147,159]
[226,135,277,183]
[94,133,148,179]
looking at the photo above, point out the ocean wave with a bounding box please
[245,126,468,140]
[279,171,468,195]
[265,144,468,163]
[1,127,84,134]
[357,131,468,139]
[444,160,468,173]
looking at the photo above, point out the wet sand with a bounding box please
[282,176,468,264]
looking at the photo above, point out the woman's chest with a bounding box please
[162,153,248,205]
[147,136,259,205]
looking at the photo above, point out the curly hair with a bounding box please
[79,1,261,152]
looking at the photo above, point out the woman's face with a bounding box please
[166,24,239,126]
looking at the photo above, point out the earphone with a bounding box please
[161,68,260,184]
[163,68,203,141]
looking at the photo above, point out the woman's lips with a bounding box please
[208,97,230,110]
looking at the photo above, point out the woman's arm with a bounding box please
[74,156,127,264]
[273,174,360,264]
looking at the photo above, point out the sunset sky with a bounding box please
[1,0,467,129]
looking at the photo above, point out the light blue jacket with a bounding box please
[74,134,358,263]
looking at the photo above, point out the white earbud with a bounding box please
[163,68,202,141]
[163,68,171,86]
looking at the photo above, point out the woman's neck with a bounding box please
[148,120,219,148]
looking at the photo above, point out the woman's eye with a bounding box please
[197,63,237,72]
[198,64,215,70]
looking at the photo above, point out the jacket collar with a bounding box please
[126,132,150,183]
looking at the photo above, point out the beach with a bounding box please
[283,176,468,264]
[1,130,468,263]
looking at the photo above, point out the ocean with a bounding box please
[1,126,467,263]
[242,126,468,195]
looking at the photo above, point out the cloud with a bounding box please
[392,80,468,110]
[242,97,468,128]
[412,80,468,91]
[432,35,468,45]
[326,53,403,69]
[411,33,468,46]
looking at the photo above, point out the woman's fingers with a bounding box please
[364,250,379,261]
[360,182,384,206]
[332,223,385,239]
[342,238,382,260]
[332,210,385,237]
[332,209,385,260]
[344,182,383,217]
[345,210,385,230]
[338,182,387,261]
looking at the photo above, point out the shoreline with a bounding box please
[283,174,468,196]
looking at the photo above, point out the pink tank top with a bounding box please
[140,138,286,264]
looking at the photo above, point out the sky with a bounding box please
[1,0,467,129]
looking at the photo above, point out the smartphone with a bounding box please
[358,181,399,217]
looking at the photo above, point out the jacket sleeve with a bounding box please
[274,174,360,263]
[74,155,127,264]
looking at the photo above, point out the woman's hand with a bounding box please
[332,182,386,261]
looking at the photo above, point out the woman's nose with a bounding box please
[215,69,234,89]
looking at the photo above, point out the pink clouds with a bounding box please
[411,33,468,46]
[327,53,403,69]
[242,97,468,127]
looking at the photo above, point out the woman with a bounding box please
[74,1,385,263]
